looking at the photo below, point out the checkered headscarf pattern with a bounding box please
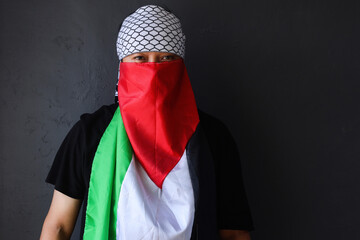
[116,5,186,60]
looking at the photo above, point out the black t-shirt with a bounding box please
[46,104,254,238]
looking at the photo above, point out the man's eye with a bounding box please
[162,55,175,61]
[134,56,145,60]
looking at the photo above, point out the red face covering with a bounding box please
[117,58,199,188]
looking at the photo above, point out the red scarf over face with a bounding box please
[117,59,199,188]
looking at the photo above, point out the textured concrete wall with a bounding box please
[1,0,360,239]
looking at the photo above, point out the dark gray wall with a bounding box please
[1,0,359,239]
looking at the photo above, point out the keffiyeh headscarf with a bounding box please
[116,5,186,60]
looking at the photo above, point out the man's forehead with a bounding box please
[125,51,181,56]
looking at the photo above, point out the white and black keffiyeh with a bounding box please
[116,5,185,60]
[115,5,186,103]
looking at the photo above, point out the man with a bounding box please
[40,5,253,240]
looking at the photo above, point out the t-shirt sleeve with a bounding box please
[215,124,254,231]
[46,120,86,199]
[202,113,254,231]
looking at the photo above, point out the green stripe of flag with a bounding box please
[83,107,132,240]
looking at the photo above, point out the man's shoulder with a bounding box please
[79,103,118,127]
[198,109,230,136]
[70,103,118,141]
[198,109,238,152]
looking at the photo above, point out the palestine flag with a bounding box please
[83,59,199,239]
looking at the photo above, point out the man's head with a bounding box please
[116,5,185,63]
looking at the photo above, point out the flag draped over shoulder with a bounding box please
[83,105,197,239]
